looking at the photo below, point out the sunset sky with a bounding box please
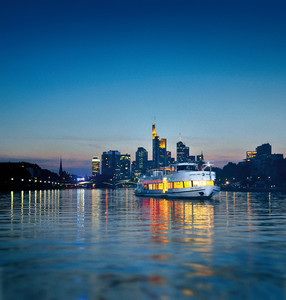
[1,0,286,175]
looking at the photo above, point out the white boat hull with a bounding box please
[135,185,220,199]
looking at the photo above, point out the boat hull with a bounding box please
[135,185,220,199]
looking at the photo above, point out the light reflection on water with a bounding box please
[0,189,286,299]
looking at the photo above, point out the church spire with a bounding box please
[59,157,63,175]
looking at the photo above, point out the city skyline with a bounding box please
[1,0,286,175]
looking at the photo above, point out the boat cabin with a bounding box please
[171,163,199,172]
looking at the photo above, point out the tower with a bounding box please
[101,150,121,179]
[59,157,63,175]
[92,156,100,177]
[152,123,168,168]
[136,147,148,174]
[159,138,167,167]
[177,141,189,163]
[152,123,160,168]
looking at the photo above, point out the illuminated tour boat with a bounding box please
[135,163,220,199]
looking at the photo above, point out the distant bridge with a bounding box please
[76,179,137,187]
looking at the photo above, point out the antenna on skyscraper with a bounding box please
[179,133,181,141]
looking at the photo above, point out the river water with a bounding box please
[0,189,286,299]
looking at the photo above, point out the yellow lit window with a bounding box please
[174,181,184,189]
[168,182,173,189]
[158,183,163,190]
[193,180,214,187]
[149,184,153,190]
[193,181,200,187]
[184,181,192,188]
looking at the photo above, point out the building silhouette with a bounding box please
[92,156,100,177]
[59,157,63,176]
[101,150,131,181]
[117,154,131,180]
[256,143,271,156]
[152,123,167,168]
[167,151,175,166]
[176,141,189,163]
[136,147,148,174]
[101,150,121,178]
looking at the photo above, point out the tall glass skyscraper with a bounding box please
[152,123,167,168]
[176,141,190,163]
[92,156,100,177]
[136,147,148,174]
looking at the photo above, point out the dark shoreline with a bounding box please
[1,186,286,194]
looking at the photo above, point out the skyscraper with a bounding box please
[101,150,121,178]
[101,151,131,181]
[159,138,167,167]
[136,147,148,174]
[92,156,100,177]
[152,123,167,168]
[167,151,175,166]
[256,143,272,156]
[117,154,131,180]
[152,123,160,168]
[176,141,189,163]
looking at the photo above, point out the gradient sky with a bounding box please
[1,0,286,175]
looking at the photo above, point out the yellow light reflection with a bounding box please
[28,190,31,220]
[247,192,253,228]
[11,191,14,224]
[21,190,24,224]
[184,262,214,278]
[142,198,214,248]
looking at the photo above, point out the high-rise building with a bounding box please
[152,123,167,168]
[136,147,148,174]
[159,138,167,167]
[101,151,131,181]
[188,155,196,162]
[117,154,131,180]
[256,143,272,156]
[246,151,257,161]
[92,156,100,177]
[167,151,175,166]
[152,123,160,168]
[101,150,121,178]
[176,141,189,163]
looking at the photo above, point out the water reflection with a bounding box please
[3,190,286,299]
[77,189,85,244]
[142,198,214,248]
[11,191,13,224]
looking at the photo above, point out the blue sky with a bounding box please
[1,0,286,175]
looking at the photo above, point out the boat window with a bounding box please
[192,180,214,187]
[174,182,184,189]
[184,181,192,188]
[168,182,173,189]
[177,165,197,171]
